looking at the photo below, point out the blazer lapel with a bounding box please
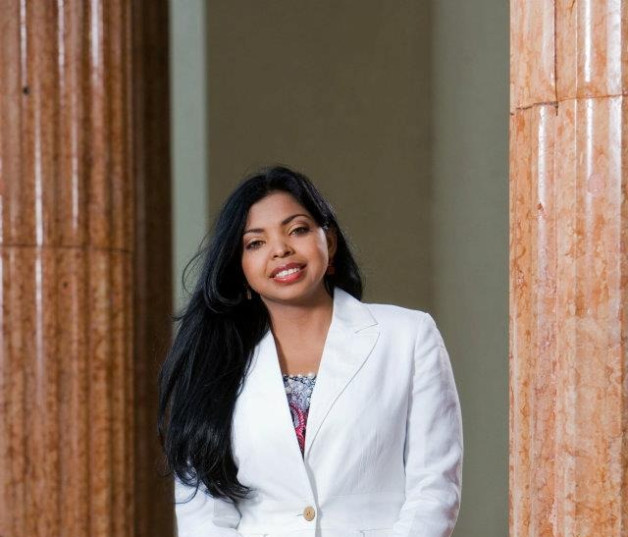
[241,329,314,491]
[303,288,380,459]
[240,288,379,484]
[251,329,307,458]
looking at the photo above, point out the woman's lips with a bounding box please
[271,264,306,283]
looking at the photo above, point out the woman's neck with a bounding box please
[265,289,334,348]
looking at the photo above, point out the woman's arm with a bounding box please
[175,478,244,537]
[393,313,463,537]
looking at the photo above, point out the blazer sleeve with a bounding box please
[175,477,244,537]
[393,312,463,537]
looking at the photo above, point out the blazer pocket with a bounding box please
[360,530,393,537]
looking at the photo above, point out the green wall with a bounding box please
[431,1,509,534]
[170,0,210,311]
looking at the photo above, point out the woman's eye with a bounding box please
[292,226,310,235]
[245,240,263,250]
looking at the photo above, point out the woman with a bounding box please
[158,166,463,537]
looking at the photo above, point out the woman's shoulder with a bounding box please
[334,287,436,336]
[362,298,434,332]
[360,299,445,354]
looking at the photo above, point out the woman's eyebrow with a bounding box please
[243,213,311,235]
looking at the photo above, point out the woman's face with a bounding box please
[241,191,337,308]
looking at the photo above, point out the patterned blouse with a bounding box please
[282,373,317,456]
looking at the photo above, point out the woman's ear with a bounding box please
[325,226,338,259]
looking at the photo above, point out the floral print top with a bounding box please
[282,373,317,456]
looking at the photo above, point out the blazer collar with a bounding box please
[249,287,380,463]
[329,286,378,332]
[302,288,380,458]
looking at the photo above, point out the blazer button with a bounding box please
[303,506,316,521]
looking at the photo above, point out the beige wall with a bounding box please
[207,0,432,309]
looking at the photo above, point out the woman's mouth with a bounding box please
[271,264,306,282]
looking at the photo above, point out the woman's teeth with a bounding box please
[275,267,302,278]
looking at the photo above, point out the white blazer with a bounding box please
[175,287,463,537]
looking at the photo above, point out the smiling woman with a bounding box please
[241,192,337,309]
[158,166,463,537]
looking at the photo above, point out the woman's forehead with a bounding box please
[245,192,312,226]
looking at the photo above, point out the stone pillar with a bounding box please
[510,2,627,536]
[0,1,172,536]
[131,1,175,536]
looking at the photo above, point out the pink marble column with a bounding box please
[510,2,627,536]
[0,2,172,536]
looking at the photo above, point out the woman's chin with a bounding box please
[259,282,330,308]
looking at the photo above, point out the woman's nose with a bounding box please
[271,239,293,258]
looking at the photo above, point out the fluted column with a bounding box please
[510,2,627,536]
[0,2,171,536]
[131,1,174,536]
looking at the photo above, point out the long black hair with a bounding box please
[158,166,364,502]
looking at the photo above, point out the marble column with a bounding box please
[0,2,172,537]
[131,1,174,536]
[510,2,627,536]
